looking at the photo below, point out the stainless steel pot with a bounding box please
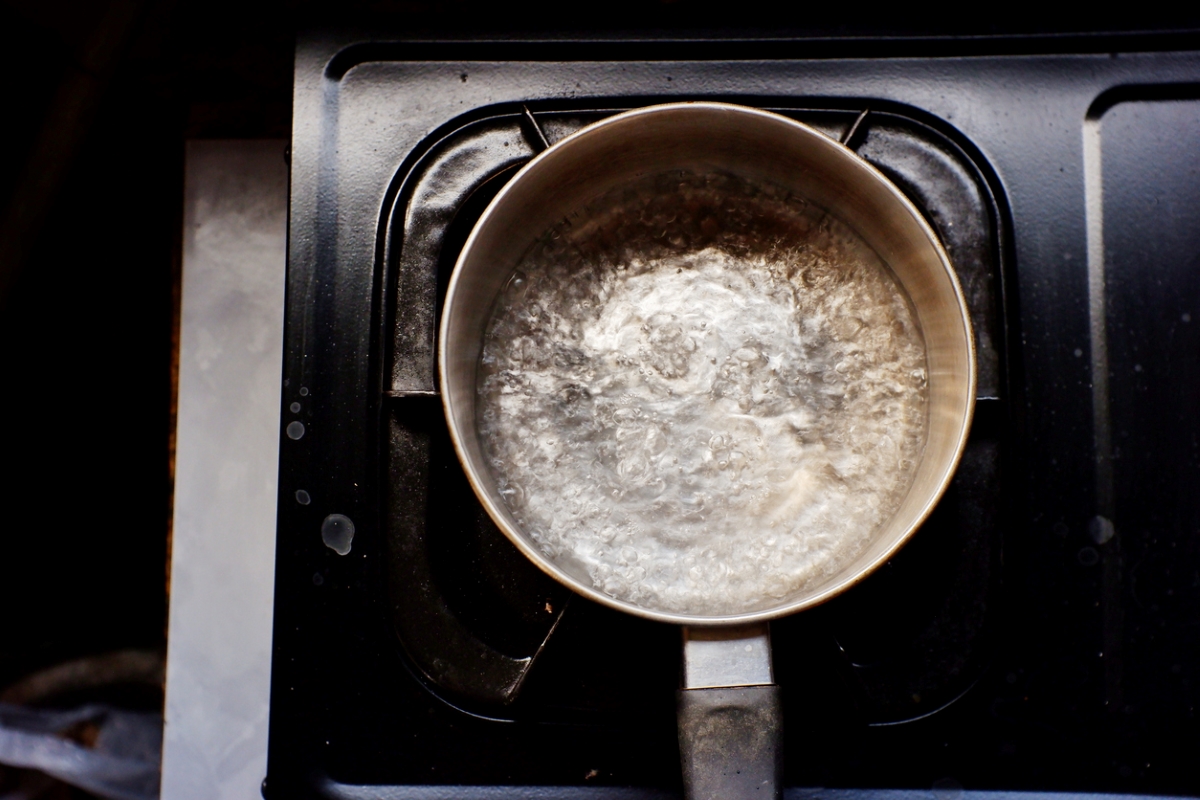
[439,102,975,799]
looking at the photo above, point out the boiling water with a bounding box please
[476,171,928,615]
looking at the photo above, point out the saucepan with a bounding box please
[438,103,975,799]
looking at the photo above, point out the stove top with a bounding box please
[268,34,1200,798]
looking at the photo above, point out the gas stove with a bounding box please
[268,33,1200,798]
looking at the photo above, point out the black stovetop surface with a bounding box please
[268,32,1200,799]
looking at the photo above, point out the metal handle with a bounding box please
[678,626,783,800]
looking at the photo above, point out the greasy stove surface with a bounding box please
[270,37,1200,799]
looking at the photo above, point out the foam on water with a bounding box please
[476,171,928,615]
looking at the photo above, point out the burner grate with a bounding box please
[376,103,1011,783]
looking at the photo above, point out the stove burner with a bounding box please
[382,106,1009,727]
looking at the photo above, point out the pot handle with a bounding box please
[678,625,782,800]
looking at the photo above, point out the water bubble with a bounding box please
[312,572,324,586]
[286,421,305,440]
[290,401,302,413]
[321,514,355,555]
[299,387,309,396]
[295,489,311,505]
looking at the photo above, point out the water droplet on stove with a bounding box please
[286,421,305,440]
[312,572,324,586]
[1077,546,1099,566]
[299,387,309,396]
[1183,313,1192,323]
[322,514,355,555]
[1073,348,1083,357]
[295,489,311,505]
[1089,514,1115,544]
[290,401,301,413]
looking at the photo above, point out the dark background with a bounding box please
[0,0,290,689]
[0,0,1197,740]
